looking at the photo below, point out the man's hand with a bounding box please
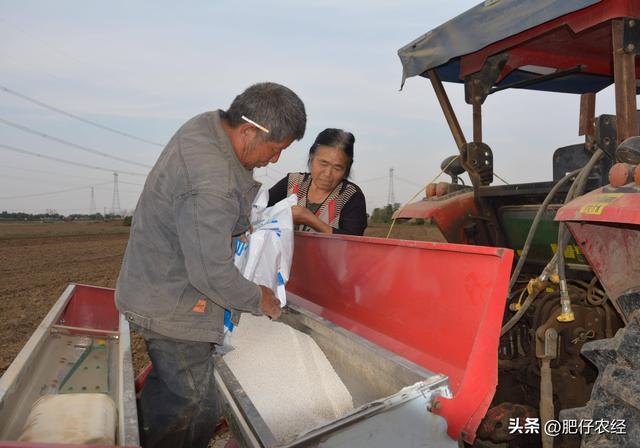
[259,285,282,320]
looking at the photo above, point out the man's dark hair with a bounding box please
[223,82,306,142]
[308,128,355,178]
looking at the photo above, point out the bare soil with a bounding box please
[365,221,447,241]
[0,220,443,376]
[0,221,149,376]
[0,219,442,446]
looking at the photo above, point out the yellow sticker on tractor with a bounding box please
[579,193,623,215]
[580,204,605,215]
[550,243,582,259]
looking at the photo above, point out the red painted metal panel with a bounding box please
[565,222,640,299]
[555,186,640,225]
[393,191,477,243]
[56,284,119,331]
[459,0,640,79]
[557,186,640,299]
[287,233,514,443]
[135,362,153,394]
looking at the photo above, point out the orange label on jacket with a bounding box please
[192,299,207,313]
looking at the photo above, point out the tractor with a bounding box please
[2,1,639,447]
[396,0,640,446]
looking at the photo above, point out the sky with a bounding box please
[0,0,620,215]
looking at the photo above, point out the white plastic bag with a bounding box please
[234,188,296,306]
[224,187,296,338]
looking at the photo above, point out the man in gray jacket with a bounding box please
[116,82,306,448]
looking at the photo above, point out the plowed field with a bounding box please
[0,220,443,376]
[0,220,442,446]
[0,221,146,375]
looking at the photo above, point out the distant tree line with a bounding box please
[0,211,125,221]
[0,211,63,221]
[369,203,400,223]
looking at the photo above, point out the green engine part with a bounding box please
[498,205,589,269]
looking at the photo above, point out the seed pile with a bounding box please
[224,314,354,441]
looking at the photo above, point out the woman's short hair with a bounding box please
[308,128,355,177]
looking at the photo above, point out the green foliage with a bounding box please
[370,203,400,223]
[123,216,133,226]
[1,210,63,221]
[68,213,105,221]
[0,211,110,222]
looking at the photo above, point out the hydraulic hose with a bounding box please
[574,149,604,197]
[556,223,575,321]
[507,168,581,294]
[503,148,605,331]
[569,278,608,306]
[501,254,558,336]
[555,149,603,322]
[501,289,539,336]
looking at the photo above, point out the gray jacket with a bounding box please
[116,111,262,343]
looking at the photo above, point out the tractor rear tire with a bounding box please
[559,289,640,447]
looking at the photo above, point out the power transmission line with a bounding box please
[0,164,145,186]
[90,187,96,215]
[494,172,510,184]
[0,172,141,194]
[101,178,142,187]
[0,142,148,177]
[388,168,395,205]
[0,172,92,188]
[0,84,164,147]
[395,176,423,188]
[111,173,121,215]
[0,117,152,168]
[356,176,386,184]
[0,17,97,69]
[0,163,120,183]
[0,181,111,200]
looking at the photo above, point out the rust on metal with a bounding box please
[579,92,596,139]
[473,101,482,143]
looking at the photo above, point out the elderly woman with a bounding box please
[268,128,367,235]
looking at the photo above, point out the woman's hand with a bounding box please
[291,205,313,225]
[291,205,333,234]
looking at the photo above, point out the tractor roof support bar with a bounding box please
[612,18,638,145]
[473,102,482,143]
[427,69,467,151]
[426,69,499,246]
[579,92,596,144]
